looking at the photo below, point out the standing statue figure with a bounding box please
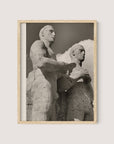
[27,25,75,121]
[66,44,94,121]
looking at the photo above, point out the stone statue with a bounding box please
[66,44,94,121]
[27,25,75,121]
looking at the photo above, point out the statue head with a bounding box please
[70,44,85,63]
[39,25,56,43]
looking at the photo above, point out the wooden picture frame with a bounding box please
[17,20,97,124]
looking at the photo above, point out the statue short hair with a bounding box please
[39,25,53,40]
[69,44,84,59]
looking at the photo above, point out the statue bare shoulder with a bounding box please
[30,40,46,60]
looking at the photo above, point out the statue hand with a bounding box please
[79,68,91,83]
[70,68,91,83]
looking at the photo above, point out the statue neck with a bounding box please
[42,39,55,58]
[71,59,82,67]
[42,39,52,48]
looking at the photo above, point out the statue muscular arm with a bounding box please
[30,40,75,73]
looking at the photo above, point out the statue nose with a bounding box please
[52,32,55,36]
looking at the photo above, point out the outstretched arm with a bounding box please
[30,40,75,73]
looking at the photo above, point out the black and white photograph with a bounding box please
[18,20,97,123]
[2,0,114,143]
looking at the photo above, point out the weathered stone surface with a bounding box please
[56,92,67,121]
[26,90,32,121]
[66,82,93,121]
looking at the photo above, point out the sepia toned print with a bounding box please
[18,20,97,124]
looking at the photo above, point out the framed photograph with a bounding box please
[17,20,97,124]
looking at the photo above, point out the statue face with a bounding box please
[43,26,56,42]
[72,45,85,62]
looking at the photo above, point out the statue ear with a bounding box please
[73,53,75,56]
[42,33,44,37]
[70,48,75,58]
[72,51,75,56]
[41,30,45,38]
